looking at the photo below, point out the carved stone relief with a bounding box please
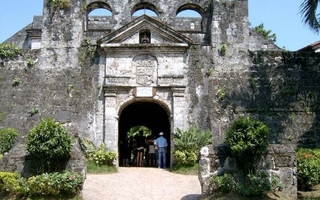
[133,55,157,86]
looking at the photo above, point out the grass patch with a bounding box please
[86,161,118,174]
[170,163,198,175]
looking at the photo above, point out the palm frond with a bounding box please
[299,0,320,33]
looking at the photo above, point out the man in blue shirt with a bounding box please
[155,132,168,168]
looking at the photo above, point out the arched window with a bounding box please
[86,2,113,31]
[131,3,158,18]
[88,8,112,17]
[176,4,205,33]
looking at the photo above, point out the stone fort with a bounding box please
[1,0,320,198]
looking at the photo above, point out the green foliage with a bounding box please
[296,148,320,191]
[90,146,116,166]
[270,173,283,192]
[210,173,235,194]
[173,150,197,166]
[252,23,277,43]
[29,107,39,116]
[173,126,212,166]
[219,44,227,56]
[217,88,226,100]
[79,138,116,167]
[49,0,71,10]
[226,117,269,175]
[299,0,320,33]
[0,128,18,154]
[26,58,35,67]
[27,118,73,174]
[12,77,20,87]
[0,112,5,122]
[0,171,83,198]
[127,126,152,138]
[86,161,118,174]
[0,43,20,60]
[27,171,84,196]
[0,172,21,194]
[236,171,271,197]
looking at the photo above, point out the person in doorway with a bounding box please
[146,135,156,167]
[121,135,131,166]
[136,131,145,167]
[155,132,168,168]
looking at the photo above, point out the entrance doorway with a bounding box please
[118,101,171,167]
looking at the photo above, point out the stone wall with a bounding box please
[198,144,297,199]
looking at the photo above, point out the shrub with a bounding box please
[173,126,212,166]
[225,116,269,175]
[0,128,18,154]
[0,172,20,194]
[27,171,84,196]
[173,150,197,166]
[27,118,73,174]
[0,43,20,60]
[90,148,116,166]
[296,148,320,191]
[210,173,235,194]
[49,0,71,10]
[79,138,116,166]
[236,171,271,197]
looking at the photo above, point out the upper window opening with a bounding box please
[133,8,157,17]
[176,9,201,18]
[88,8,112,16]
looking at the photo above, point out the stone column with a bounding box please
[172,87,188,131]
[104,88,118,155]
[171,87,187,166]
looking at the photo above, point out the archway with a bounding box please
[118,101,171,167]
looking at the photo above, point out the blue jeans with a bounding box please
[158,147,166,168]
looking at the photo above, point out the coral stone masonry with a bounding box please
[1,1,320,199]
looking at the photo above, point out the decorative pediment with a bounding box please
[98,15,193,47]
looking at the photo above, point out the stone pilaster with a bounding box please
[104,88,118,154]
[172,87,188,131]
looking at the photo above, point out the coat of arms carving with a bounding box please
[133,55,157,86]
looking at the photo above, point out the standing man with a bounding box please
[155,132,168,168]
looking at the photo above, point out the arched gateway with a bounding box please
[100,15,192,167]
[118,101,171,166]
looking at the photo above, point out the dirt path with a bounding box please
[81,167,202,200]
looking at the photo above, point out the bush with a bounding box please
[27,118,73,174]
[0,172,21,194]
[90,148,116,166]
[27,171,84,196]
[0,128,18,154]
[236,171,271,197]
[173,150,197,166]
[296,148,320,191]
[0,171,84,198]
[173,126,212,166]
[0,43,20,60]
[225,116,269,175]
[79,138,116,166]
[210,173,235,193]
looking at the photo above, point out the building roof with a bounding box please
[297,41,320,53]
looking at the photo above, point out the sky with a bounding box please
[0,0,319,51]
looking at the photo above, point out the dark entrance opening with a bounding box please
[118,101,170,167]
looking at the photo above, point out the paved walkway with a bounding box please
[81,167,202,200]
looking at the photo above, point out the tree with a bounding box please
[252,23,277,43]
[300,0,320,33]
